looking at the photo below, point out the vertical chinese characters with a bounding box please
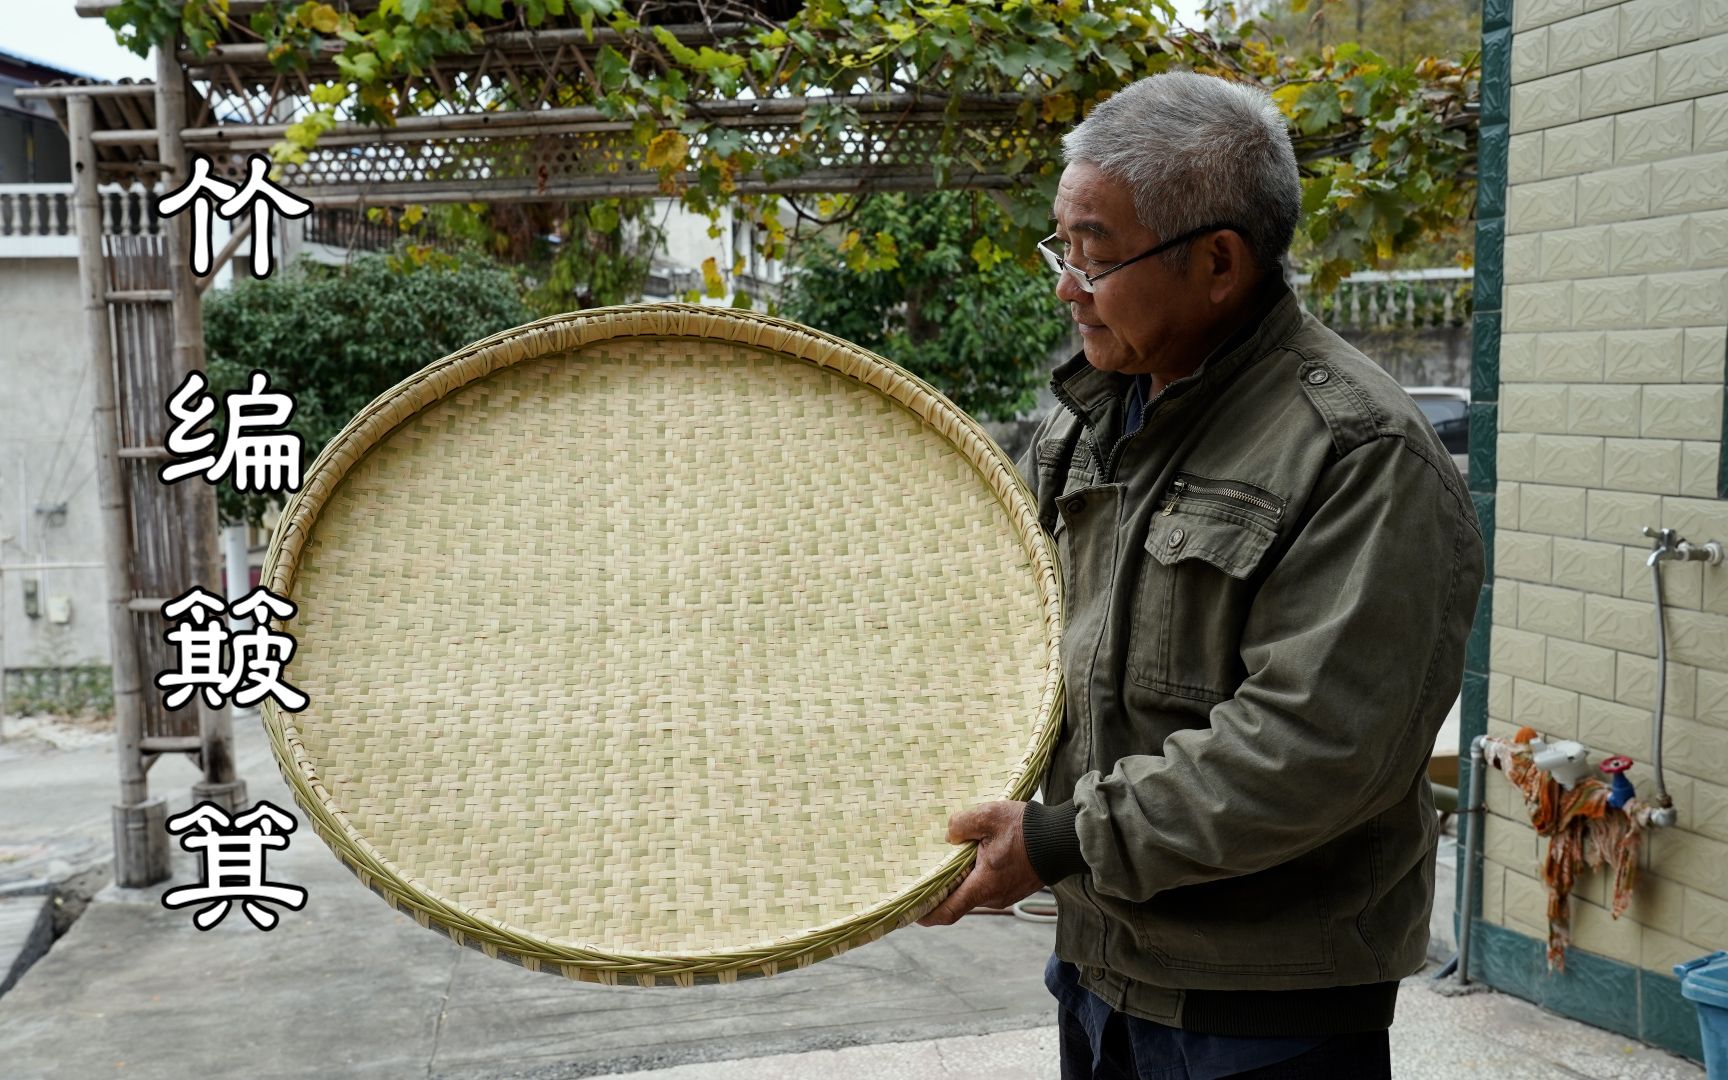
[161,370,303,493]
[155,152,311,280]
[156,586,307,713]
[150,158,316,930]
[162,801,308,930]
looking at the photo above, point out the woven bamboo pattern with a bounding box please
[259,303,1063,986]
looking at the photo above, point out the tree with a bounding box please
[780,191,1071,422]
[106,0,1479,291]
[1235,0,1482,68]
[381,198,666,315]
[203,249,535,526]
[1228,0,1482,273]
[1268,41,1477,284]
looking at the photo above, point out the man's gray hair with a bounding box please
[1062,71,1300,277]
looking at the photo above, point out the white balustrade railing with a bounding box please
[0,183,161,256]
[1292,267,1473,331]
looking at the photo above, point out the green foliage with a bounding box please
[402,198,665,315]
[105,0,230,57]
[107,0,1480,289]
[202,249,535,526]
[1231,0,1481,277]
[5,666,114,719]
[1264,43,1478,287]
[527,201,662,314]
[1235,0,1481,68]
[781,192,1071,422]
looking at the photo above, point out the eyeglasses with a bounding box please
[1037,223,1248,294]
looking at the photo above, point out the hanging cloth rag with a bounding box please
[1480,734,1656,971]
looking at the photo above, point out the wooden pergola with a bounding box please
[19,3,1047,885]
[33,7,1036,201]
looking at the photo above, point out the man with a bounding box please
[914,71,1484,1079]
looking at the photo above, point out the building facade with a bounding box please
[0,51,122,715]
[1466,0,1728,1058]
[0,48,785,712]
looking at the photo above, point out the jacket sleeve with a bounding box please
[1025,434,1484,900]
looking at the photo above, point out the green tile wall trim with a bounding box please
[1461,671,1489,742]
[1454,668,1491,927]
[1469,404,1498,491]
[1468,922,1638,1037]
[1472,310,1501,403]
[1643,970,1707,1062]
[1465,584,1493,674]
[1472,490,1495,574]
[1463,921,1707,1063]
[1551,944,1643,1040]
[1472,917,1543,989]
[1455,451,1495,930]
[1477,122,1508,220]
[1481,28,1511,126]
[1474,219,1505,314]
[1469,9,1506,915]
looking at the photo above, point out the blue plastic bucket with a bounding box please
[1675,951,1728,1075]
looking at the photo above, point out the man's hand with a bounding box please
[916,800,1046,927]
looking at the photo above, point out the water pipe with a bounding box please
[1641,526,1722,828]
[1454,733,1488,985]
[1454,733,1622,985]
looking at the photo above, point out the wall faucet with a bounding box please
[1639,526,1724,829]
[1643,525,1724,567]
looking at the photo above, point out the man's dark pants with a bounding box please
[1050,955,1393,1079]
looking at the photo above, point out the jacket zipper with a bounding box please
[1161,477,1283,520]
[1102,425,1145,485]
[1103,380,1168,483]
[1045,372,1120,958]
[1051,371,1169,486]
[1050,377,1096,454]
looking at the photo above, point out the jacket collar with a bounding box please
[1048,276,1304,424]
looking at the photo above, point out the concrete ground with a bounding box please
[591,977,1712,1080]
[0,709,1707,1080]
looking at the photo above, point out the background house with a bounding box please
[0,49,134,717]
[0,45,791,717]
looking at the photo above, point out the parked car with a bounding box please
[1404,386,1469,476]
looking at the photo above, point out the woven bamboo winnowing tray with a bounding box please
[260,303,1063,986]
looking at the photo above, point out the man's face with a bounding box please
[1049,161,1209,377]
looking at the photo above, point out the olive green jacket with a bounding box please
[1016,281,1484,1035]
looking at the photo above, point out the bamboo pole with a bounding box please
[156,43,247,814]
[16,83,158,100]
[195,218,253,295]
[176,22,757,67]
[73,93,171,885]
[90,130,161,146]
[177,94,1023,147]
[248,172,1019,208]
[71,94,145,806]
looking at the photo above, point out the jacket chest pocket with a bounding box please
[1126,496,1279,704]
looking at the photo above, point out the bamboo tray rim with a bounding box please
[258,302,1065,985]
